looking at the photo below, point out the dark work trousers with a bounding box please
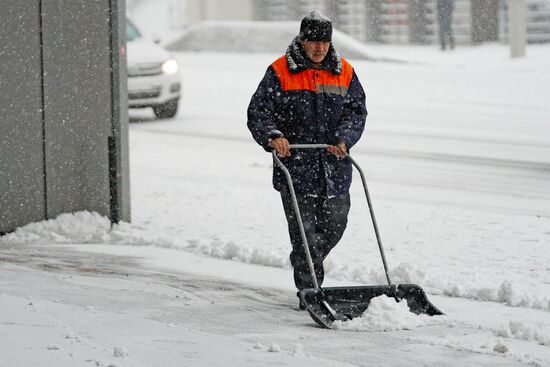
[280,188,351,290]
[437,0,455,50]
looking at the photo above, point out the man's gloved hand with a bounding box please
[269,137,291,157]
[327,142,347,158]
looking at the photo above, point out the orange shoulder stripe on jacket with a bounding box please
[340,58,353,86]
[271,56,354,94]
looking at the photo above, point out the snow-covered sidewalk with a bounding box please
[2,240,549,367]
[2,43,549,366]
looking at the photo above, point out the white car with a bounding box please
[126,19,181,119]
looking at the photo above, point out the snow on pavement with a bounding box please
[1,241,548,367]
[2,43,550,366]
[333,295,452,332]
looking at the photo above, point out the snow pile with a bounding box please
[3,211,549,313]
[0,211,290,268]
[0,212,111,244]
[326,260,550,312]
[113,346,129,358]
[497,321,550,347]
[492,340,509,354]
[442,280,550,312]
[333,295,448,332]
[324,258,433,287]
[268,343,281,353]
[327,260,550,313]
[182,237,289,268]
[0,212,173,249]
[165,21,381,60]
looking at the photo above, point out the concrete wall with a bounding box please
[41,1,113,217]
[0,0,129,233]
[0,1,46,231]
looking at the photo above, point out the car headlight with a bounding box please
[161,59,178,74]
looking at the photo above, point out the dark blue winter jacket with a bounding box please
[247,37,367,197]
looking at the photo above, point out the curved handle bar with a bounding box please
[272,144,392,287]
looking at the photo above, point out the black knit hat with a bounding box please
[299,10,332,42]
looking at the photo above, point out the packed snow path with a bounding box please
[1,243,545,367]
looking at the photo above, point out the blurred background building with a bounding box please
[128,0,550,45]
[253,0,550,45]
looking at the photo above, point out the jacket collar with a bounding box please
[285,36,342,75]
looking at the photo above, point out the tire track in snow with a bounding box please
[132,126,550,173]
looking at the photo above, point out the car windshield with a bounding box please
[126,20,141,42]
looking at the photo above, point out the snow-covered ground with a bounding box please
[2,42,550,366]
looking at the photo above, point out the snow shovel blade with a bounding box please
[299,284,443,329]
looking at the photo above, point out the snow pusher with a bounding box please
[272,144,443,328]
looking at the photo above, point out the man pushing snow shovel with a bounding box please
[247,10,367,309]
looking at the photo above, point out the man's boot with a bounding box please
[297,292,306,310]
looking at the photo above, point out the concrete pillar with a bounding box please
[0,1,46,233]
[509,0,527,58]
[0,0,129,233]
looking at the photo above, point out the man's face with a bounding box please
[302,41,330,64]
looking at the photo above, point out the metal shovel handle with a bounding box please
[272,143,392,288]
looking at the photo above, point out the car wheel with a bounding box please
[153,99,179,119]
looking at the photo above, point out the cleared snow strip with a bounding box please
[333,295,451,332]
[2,211,548,313]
